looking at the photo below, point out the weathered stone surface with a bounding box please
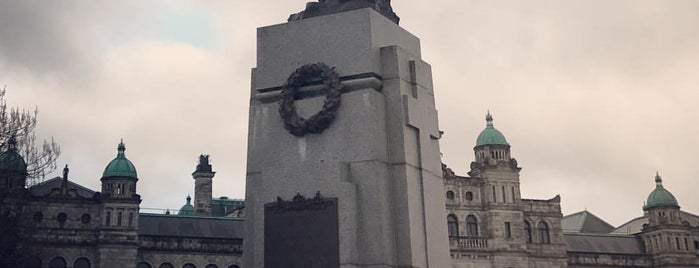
[255,8,420,91]
[245,7,450,268]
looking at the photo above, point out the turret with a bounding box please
[468,112,521,204]
[0,136,28,193]
[639,173,695,265]
[643,172,681,227]
[193,154,215,216]
[178,195,195,216]
[101,140,139,199]
[98,140,141,267]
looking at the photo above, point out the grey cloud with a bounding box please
[4,0,699,226]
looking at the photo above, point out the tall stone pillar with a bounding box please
[193,155,215,216]
[244,6,450,268]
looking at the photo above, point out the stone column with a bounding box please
[244,8,450,268]
[193,155,215,216]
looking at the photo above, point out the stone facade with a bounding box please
[0,145,243,268]
[443,114,567,268]
[445,114,699,268]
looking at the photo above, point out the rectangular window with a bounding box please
[511,187,516,202]
[117,212,123,227]
[105,211,111,227]
[502,186,506,203]
[505,222,511,238]
[492,186,497,202]
[128,212,134,227]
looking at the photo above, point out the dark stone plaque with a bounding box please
[264,192,339,268]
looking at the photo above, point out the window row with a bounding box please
[25,256,91,268]
[447,214,479,237]
[137,263,241,268]
[447,215,552,244]
[524,220,550,244]
[445,190,474,201]
[646,234,695,252]
[104,210,135,227]
[32,212,92,224]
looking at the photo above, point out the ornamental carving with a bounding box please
[267,192,334,213]
[278,63,343,137]
[289,0,399,24]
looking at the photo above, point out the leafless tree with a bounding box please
[0,86,60,185]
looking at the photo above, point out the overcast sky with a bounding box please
[1,0,698,227]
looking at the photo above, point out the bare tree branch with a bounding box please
[0,86,61,185]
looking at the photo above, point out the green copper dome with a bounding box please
[102,140,137,179]
[0,137,27,174]
[644,173,679,210]
[476,112,508,146]
[178,195,195,216]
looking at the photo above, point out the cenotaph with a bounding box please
[244,1,450,267]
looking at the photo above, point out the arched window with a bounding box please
[159,263,175,268]
[183,264,196,268]
[105,211,111,226]
[537,221,550,244]
[465,191,473,201]
[466,215,478,237]
[524,221,532,243]
[74,258,91,268]
[447,214,459,237]
[81,214,91,224]
[57,213,67,224]
[117,211,123,226]
[205,265,219,268]
[49,257,67,268]
[137,262,152,268]
[446,190,454,200]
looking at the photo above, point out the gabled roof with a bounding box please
[611,211,699,235]
[139,213,244,239]
[563,233,644,255]
[29,177,96,199]
[562,210,615,234]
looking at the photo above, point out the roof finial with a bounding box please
[186,195,192,205]
[117,139,126,157]
[7,135,17,151]
[655,171,663,186]
[485,110,494,127]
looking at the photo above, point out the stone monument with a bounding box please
[244,2,450,267]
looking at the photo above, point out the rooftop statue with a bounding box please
[289,0,399,24]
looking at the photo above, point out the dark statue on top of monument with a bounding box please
[195,154,212,173]
[289,0,399,24]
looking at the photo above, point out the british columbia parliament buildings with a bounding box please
[1,113,698,268]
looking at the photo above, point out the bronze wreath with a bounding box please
[278,63,343,136]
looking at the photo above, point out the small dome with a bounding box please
[178,195,195,216]
[644,173,679,210]
[476,112,508,146]
[0,137,27,174]
[102,140,137,179]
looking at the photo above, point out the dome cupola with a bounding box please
[476,112,508,147]
[0,136,27,175]
[178,195,195,216]
[102,140,137,179]
[644,172,679,210]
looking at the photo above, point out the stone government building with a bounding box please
[1,113,698,267]
[0,139,244,268]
